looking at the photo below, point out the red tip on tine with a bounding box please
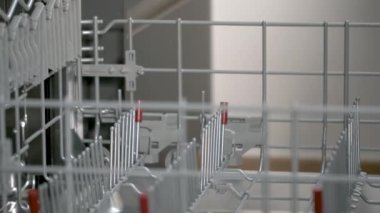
[220,102,228,125]
[28,189,39,213]
[135,100,143,123]
[313,185,323,213]
[139,192,149,213]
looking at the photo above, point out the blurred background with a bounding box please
[81,0,380,172]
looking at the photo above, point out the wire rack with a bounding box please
[2,1,380,213]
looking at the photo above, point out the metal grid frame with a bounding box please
[1,2,380,212]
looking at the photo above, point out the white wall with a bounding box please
[211,0,380,159]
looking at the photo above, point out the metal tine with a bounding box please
[131,110,136,164]
[49,176,59,213]
[38,183,49,213]
[185,143,192,207]
[94,141,104,194]
[200,129,205,190]
[72,158,81,213]
[90,143,101,202]
[170,161,178,212]
[80,150,89,209]
[123,113,129,171]
[213,116,218,174]
[128,111,133,168]
[98,138,109,192]
[203,123,208,188]
[47,177,56,213]
[89,143,99,201]
[115,121,119,184]
[115,121,120,183]
[210,117,215,177]
[125,112,130,168]
[202,124,207,189]
[82,148,92,207]
[109,126,114,188]
[218,111,223,167]
[94,142,104,199]
[57,173,66,213]
[205,122,210,188]
[86,147,98,206]
[77,154,87,210]
[192,142,198,198]
[207,122,212,185]
[185,143,192,202]
[120,115,126,177]
[134,109,139,164]
[118,120,123,180]
[215,112,220,170]
[190,141,198,199]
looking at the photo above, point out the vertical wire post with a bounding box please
[93,16,99,65]
[321,22,328,172]
[177,18,183,127]
[344,21,350,127]
[261,20,269,213]
[290,105,300,212]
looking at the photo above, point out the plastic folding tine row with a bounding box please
[146,140,199,213]
[200,102,228,191]
[109,105,143,188]
[312,99,361,213]
[0,0,81,95]
[38,140,107,213]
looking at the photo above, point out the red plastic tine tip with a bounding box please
[139,192,149,213]
[313,185,323,213]
[135,100,143,123]
[220,102,228,125]
[28,189,39,213]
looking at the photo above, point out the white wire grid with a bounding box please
[1,1,380,212]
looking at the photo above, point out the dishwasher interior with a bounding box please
[1,0,380,212]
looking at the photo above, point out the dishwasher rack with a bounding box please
[2,1,380,212]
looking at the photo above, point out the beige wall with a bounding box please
[210,0,380,159]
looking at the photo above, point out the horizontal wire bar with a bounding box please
[95,19,380,35]
[1,166,378,183]
[4,99,380,115]
[143,68,380,76]
[82,137,380,153]
[247,196,310,202]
